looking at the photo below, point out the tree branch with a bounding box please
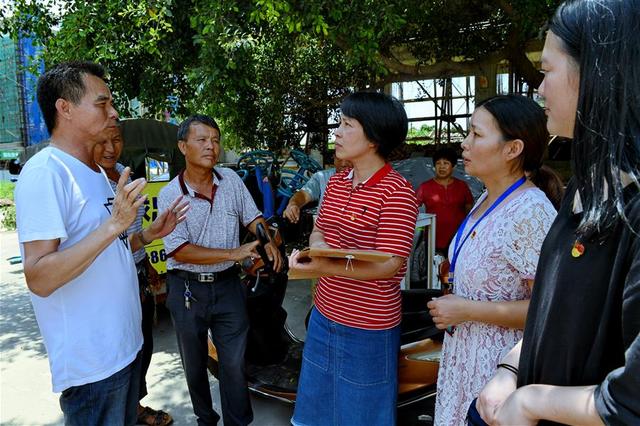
[378,51,503,82]
[495,0,544,88]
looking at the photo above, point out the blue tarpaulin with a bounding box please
[18,36,48,146]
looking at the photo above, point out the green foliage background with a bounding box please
[0,181,16,230]
[0,181,15,200]
[1,0,560,152]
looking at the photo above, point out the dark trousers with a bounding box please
[137,268,155,402]
[166,272,253,426]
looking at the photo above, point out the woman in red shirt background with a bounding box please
[416,147,473,254]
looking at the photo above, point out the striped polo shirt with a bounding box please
[315,163,419,329]
[158,167,262,273]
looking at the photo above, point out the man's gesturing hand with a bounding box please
[109,167,147,235]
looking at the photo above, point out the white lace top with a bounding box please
[434,187,557,426]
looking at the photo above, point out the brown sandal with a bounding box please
[137,406,173,426]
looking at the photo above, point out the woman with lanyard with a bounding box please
[475,1,640,425]
[288,91,418,426]
[96,126,188,426]
[428,95,561,425]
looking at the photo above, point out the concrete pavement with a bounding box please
[0,230,308,425]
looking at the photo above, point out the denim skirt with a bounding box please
[292,307,401,426]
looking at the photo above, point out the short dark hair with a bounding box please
[36,61,106,134]
[340,91,408,160]
[177,114,220,141]
[433,147,457,166]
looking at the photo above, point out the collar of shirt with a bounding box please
[343,163,392,189]
[178,168,223,198]
[178,168,223,211]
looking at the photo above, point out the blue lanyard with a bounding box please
[448,176,526,288]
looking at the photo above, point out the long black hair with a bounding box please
[550,0,640,239]
[476,95,565,209]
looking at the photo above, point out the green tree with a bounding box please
[2,0,559,151]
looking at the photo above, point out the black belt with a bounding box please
[169,265,239,283]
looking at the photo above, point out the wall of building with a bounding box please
[0,35,48,163]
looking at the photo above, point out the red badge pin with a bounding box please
[571,240,585,257]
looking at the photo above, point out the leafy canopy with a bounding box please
[2,0,559,151]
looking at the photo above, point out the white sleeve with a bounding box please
[15,166,69,243]
[300,172,322,202]
[158,184,190,256]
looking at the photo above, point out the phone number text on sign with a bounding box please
[142,182,169,274]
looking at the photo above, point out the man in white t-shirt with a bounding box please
[14,61,183,426]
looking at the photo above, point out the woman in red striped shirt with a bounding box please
[289,92,419,426]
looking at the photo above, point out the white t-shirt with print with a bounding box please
[15,146,142,393]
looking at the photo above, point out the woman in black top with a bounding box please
[476,0,640,425]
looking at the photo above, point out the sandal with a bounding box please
[137,406,173,426]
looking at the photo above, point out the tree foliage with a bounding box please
[2,0,560,151]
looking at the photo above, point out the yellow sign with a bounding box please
[142,182,169,274]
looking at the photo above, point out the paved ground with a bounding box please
[0,230,312,425]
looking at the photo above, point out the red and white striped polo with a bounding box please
[315,163,419,329]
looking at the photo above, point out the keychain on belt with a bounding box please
[184,281,197,310]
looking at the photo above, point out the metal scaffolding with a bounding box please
[393,76,475,145]
[0,36,25,148]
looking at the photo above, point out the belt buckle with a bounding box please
[198,272,215,283]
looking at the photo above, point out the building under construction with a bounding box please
[0,35,48,167]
